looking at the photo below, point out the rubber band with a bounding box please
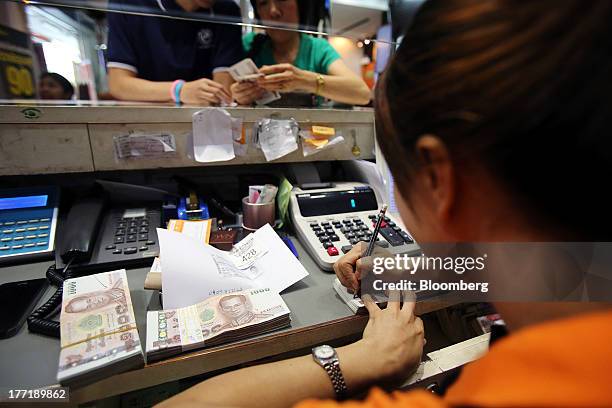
[60,324,138,350]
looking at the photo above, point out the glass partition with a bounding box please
[0,0,407,109]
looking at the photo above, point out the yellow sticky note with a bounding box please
[312,126,335,139]
[305,138,329,148]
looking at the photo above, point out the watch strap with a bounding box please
[323,359,348,399]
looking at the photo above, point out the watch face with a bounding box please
[315,345,335,359]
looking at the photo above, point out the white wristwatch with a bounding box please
[312,345,348,399]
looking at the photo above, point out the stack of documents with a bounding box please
[146,288,290,362]
[157,224,308,310]
[57,270,144,386]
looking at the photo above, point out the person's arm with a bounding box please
[108,68,231,105]
[257,60,372,106]
[156,340,378,408]
[108,68,173,102]
[156,245,424,408]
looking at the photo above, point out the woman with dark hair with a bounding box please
[231,0,371,106]
[158,1,612,407]
[39,72,74,100]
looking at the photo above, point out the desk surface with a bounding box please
[0,236,455,404]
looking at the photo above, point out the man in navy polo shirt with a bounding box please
[107,0,244,105]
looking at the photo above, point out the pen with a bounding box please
[277,231,299,259]
[282,235,299,259]
[355,204,388,299]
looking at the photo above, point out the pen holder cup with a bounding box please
[242,196,275,231]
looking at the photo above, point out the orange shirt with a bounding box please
[297,310,612,408]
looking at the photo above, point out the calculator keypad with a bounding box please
[308,213,414,258]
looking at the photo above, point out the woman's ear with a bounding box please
[414,135,455,228]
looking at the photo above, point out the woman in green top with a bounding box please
[231,0,371,106]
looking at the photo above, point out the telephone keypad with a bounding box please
[106,214,157,257]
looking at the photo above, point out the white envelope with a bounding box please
[158,224,308,309]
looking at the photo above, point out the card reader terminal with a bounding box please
[0,187,59,265]
[290,182,421,271]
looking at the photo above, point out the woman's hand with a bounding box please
[231,81,265,105]
[333,242,366,293]
[359,296,425,386]
[181,78,232,106]
[258,63,317,93]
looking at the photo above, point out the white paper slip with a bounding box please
[258,119,299,161]
[229,233,268,269]
[114,132,176,159]
[150,256,162,273]
[157,224,308,309]
[158,228,249,309]
[193,108,235,163]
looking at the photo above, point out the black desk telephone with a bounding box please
[27,181,166,337]
[55,195,161,273]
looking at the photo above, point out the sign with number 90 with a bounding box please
[0,48,35,99]
[6,65,34,96]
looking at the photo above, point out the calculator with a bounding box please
[0,187,59,265]
[290,183,421,271]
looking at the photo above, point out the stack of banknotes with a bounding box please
[57,269,144,386]
[146,288,290,362]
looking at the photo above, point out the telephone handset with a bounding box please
[28,182,165,337]
[54,182,163,273]
[56,196,106,266]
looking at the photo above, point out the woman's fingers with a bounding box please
[401,299,417,319]
[414,317,425,344]
[240,87,264,102]
[386,290,401,313]
[215,88,232,102]
[259,63,293,75]
[334,243,366,291]
[334,258,358,291]
[234,81,256,92]
[259,72,293,85]
[202,80,231,100]
[232,81,264,103]
[199,91,220,104]
[362,294,381,317]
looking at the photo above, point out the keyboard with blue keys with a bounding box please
[0,187,59,265]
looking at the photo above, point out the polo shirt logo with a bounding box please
[197,29,214,49]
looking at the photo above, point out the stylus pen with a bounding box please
[355,204,388,299]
